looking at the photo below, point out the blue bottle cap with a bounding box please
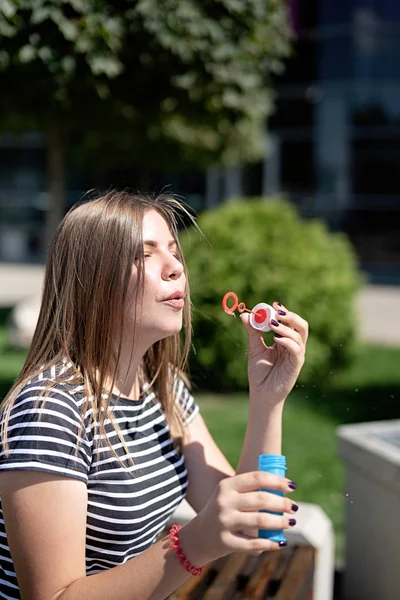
[258,454,287,471]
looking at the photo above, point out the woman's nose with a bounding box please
[163,255,184,280]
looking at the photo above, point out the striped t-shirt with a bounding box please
[0,368,199,599]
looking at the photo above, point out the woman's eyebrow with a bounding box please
[143,240,177,248]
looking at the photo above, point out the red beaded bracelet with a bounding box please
[169,524,204,576]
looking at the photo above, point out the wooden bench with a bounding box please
[167,544,315,600]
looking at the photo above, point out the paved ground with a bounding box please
[356,284,400,347]
[1,263,400,346]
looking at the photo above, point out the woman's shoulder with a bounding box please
[0,366,92,481]
[13,365,88,417]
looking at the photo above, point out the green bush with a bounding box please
[181,197,364,391]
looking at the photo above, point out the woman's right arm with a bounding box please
[0,469,295,600]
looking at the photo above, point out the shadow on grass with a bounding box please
[192,379,399,428]
[0,308,11,327]
[0,377,15,401]
[0,307,27,400]
[0,356,26,401]
[299,383,399,426]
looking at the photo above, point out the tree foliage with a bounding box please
[0,0,292,169]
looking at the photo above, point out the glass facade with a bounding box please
[0,134,205,263]
[269,0,400,281]
[0,134,46,262]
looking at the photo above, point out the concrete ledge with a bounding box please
[338,419,400,495]
[169,499,334,600]
[337,420,400,600]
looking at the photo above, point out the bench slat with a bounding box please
[202,552,249,600]
[274,546,314,600]
[239,550,282,599]
[167,562,214,600]
[169,544,315,599]
[273,547,296,580]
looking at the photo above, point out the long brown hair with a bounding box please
[1,190,194,459]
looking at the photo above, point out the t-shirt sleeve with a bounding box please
[173,374,199,426]
[0,381,92,483]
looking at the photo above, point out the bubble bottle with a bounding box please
[258,454,287,543]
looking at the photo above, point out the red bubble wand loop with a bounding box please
[222,292,277,332]
[222,292,267,324]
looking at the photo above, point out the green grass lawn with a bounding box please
[1,307,399,562]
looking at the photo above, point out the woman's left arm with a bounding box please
[183,302,307,514]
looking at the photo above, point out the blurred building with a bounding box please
[266,0,400,283]
[0,0,399,283]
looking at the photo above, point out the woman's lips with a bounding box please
[162,298,184,309]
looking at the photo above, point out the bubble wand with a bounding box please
[221,292,277,333]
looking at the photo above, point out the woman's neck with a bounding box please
[111,334,150,400]
[112,377,141,400]
[110,351,143,400]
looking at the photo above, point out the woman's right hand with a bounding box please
[179,471,298,566]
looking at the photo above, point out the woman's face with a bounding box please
[126,209,186,349]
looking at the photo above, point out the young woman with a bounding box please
[0,191,308,600]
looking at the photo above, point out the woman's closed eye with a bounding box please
[134,250,152,262]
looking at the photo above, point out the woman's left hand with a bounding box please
[240,302,308,404]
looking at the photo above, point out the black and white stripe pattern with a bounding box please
[0,369,198,599]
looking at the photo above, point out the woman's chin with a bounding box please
[152,320,183,342]
[164,322,183,338]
